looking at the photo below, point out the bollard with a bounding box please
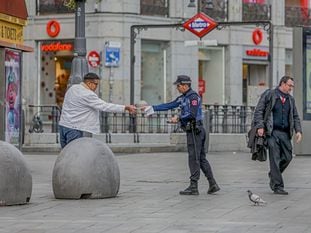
[0,141,32,206]
[52,137,120,199]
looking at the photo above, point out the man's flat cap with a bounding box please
[173,75,192,85]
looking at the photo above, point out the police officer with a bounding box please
[143,75,220,195]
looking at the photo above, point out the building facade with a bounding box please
[0,0,32,146]
[22,0,304,125]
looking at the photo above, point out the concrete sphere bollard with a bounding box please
[52,137,120,199]
[0,141,32,206]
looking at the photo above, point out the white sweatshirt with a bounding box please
[59,83,125,134]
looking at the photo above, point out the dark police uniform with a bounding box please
[152,75,220,195]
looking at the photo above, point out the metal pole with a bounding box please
[130,26,135,105]
[198,0,201,13]
[129,26,136,133]
[268,24,274,89]
[68,0,89,86]
[109,67,114,102]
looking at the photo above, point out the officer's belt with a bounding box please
[196,120,203,126]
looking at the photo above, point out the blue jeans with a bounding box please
[59,125,84,148]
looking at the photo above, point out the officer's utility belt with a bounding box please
[183,121,203,134]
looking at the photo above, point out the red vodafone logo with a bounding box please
[88,51,101,68]
[46,20,61,38]
[252,29,263,45]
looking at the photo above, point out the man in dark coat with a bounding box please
[253,76,302,195]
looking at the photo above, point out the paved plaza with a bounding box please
[1,150,311,233]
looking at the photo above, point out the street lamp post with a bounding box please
[68,0,89,86]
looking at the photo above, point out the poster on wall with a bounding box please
[4,49,21,145]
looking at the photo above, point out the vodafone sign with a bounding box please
[252,29,263,45]
[46,20,61,38]
[87,51,100,68]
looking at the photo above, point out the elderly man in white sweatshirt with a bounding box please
[59,72,136,148]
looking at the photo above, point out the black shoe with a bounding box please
[273,189,288,195]
[207,183,220,194]
[179,181,199,195]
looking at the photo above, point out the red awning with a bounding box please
[0,0,28,20]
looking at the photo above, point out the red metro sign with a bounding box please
[183,12,218,38]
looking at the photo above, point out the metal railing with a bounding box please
[140,0,169,17]
[100,110,182,134]
[27,105,61,133]
[27,104,255,134]
[285,6,310,27]
[204,104,255,134]
[242,3,271,21]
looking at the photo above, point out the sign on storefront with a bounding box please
[184,40,217,47]
[243,46,269,60]
[183,12,218,38]
[87,50,100,68]
[0,16,25,44]
[41,42,73,52]
[46,20,61,38]
[105,47,120,67]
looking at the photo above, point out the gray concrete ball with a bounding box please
[0,141,32,206]
[52,137,120,199]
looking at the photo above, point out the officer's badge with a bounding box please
[191,100,198,106]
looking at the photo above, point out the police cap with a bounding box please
[173,75,192,85]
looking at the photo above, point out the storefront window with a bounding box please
[141,40,169,104]
[242,0,271,21]
[36,0,74,15]
[285,0,311,27]
[39,41,73,107]
[243,63,268,106]
[199,48,225,105]
[140,0,169,17]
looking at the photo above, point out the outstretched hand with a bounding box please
[140,105,148,111]
[125,105,137,114]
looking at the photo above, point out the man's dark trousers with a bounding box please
[186,125,214,182]
[267,130,293,191]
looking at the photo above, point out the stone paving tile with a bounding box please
[1,151,311,232]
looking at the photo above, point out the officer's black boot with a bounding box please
[207,178,220,194]
[179,180,199,195]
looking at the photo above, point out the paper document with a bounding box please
[144,106,155,116]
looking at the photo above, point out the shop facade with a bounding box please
[22,0,293,124]
[0,0,32,147]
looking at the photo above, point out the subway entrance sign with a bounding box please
[183,12,218,38]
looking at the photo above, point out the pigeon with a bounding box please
[247,190,267,205]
